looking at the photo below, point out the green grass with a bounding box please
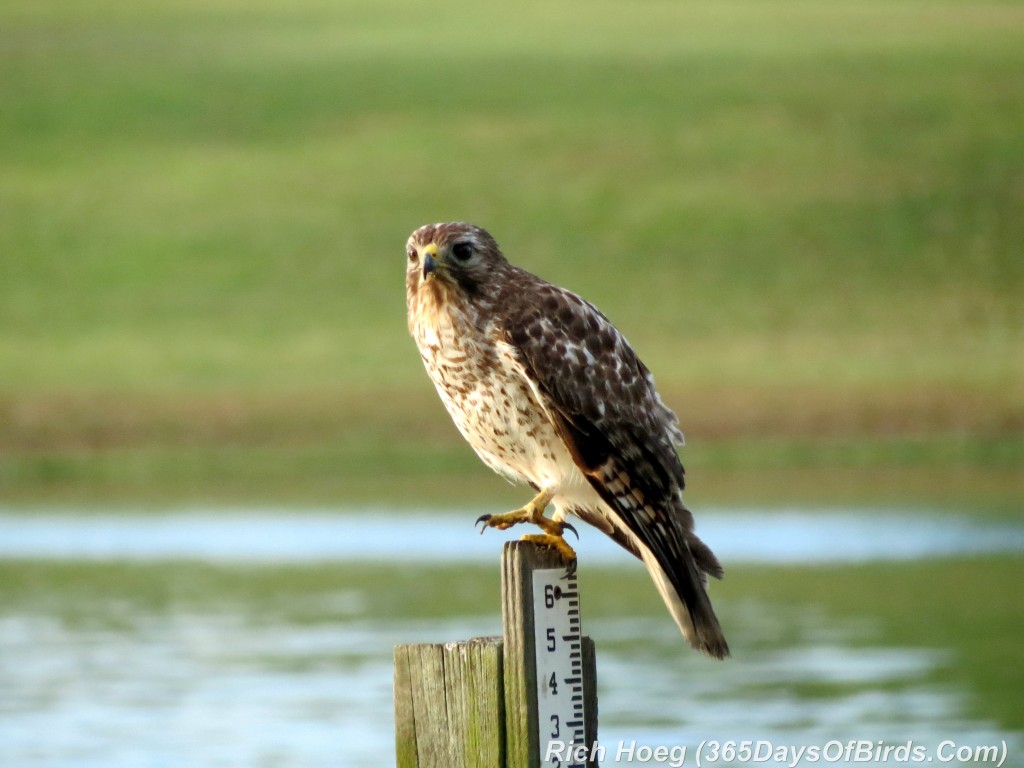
[2,429,1021,512]
[1,0,1022,504]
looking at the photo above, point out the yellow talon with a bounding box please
[476,509,533,531]
[521,532,577,562]
[475,489,554,531]
[474,488,577,564]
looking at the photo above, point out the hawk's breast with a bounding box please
[411,302,580,492]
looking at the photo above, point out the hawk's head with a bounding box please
[405,222,507,308]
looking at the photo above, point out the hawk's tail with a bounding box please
[638,536,730,659]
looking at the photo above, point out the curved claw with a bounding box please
[475,514,492,534]
[561,521,579,540]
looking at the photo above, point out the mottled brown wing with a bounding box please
[500,278,686,511]
[501,276,729,658]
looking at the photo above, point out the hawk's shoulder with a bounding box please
[494,270,686,502]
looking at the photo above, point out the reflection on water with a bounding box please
[0,612,402,767]
[1,508,1021,766]
[1,507,1023,564]
[0,610,1007,768]
[1,570,1021,767]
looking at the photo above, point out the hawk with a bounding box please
[405,222,728,659]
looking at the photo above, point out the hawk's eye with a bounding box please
[451,242,473,262]
[407,247,418,263]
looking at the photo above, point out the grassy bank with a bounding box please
[1,0,1021,504]
[2,421,1021,511]
[2,386,1020,509]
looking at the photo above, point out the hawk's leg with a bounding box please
[476,488,554,531]
[520,533,577,563]
[476,489,577,562]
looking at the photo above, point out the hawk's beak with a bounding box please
[421,243,440,280]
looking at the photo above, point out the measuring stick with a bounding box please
[533,566,588,767]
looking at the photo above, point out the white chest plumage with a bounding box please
[411,304,581,495]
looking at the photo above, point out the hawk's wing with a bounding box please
[501,277,728,658]
[501,279,687,522]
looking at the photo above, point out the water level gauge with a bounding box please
[532,566,587,767]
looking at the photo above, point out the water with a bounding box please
[1,507,1022,564]
[0,608,1013,768]
[1,508,1022,766]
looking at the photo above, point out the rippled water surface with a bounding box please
[1,508,1021,767]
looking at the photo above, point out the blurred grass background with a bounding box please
[2,1,1024,748]
[1,0,1021,508]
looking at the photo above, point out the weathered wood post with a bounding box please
[394,540,599,767]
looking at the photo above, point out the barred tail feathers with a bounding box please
[638,541,730,660]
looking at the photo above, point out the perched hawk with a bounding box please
[405,222,728,659]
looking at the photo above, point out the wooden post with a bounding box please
[394,637,505,767]
[394,540,599,767]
